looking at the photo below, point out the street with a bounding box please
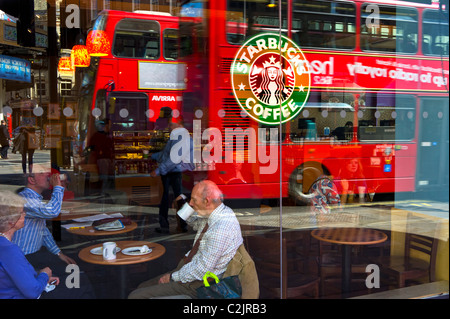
[0,149,54,187]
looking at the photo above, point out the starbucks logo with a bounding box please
[231,33,311,125]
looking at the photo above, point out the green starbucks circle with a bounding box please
[231,33,311,125]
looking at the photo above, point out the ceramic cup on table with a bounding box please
[103,242,117,260]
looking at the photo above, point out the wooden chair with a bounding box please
[246,235,319,299]
[316,240,369,296]
[371,213,439,288]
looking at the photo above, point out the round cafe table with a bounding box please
[79,241,166,298]
[311,227,387,296]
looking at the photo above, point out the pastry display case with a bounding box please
[112,130,169,176]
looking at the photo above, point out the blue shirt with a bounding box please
[0,237,49,299]
[152,127,195,176]
[12,186,64,255]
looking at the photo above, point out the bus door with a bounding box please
[417,97,449,201]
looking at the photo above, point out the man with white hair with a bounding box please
[129,180,243,299]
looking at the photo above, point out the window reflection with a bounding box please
[113,19,160,59]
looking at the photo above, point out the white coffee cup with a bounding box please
[177,202,195,221]
[103,242,117,260]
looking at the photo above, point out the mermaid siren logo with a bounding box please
[231,33,311,125]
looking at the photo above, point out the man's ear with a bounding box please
[203,196,211,207]
[27,176,36,186]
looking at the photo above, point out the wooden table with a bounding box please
[66,221,138,236]
[79,241,166,298]
[311,227,387,296]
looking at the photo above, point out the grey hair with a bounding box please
[0,191,26,232]
[197,180,223,204]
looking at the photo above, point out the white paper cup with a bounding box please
[177,203,194,221]
[358,186,366,202]
[103,242,117,260]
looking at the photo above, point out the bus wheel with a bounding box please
[288,162,324,206]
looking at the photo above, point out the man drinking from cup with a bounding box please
[128,180,243,299]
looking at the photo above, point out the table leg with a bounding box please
[342,245,351,296]
[119,265,128,299]
[52,220,61,241]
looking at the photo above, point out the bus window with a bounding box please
[226,0,288,45]
[361,5,418,54]
[107,93,152,131]
[92,13,107,31]
[293,0,356,49]
[422,9,449,56]
[289,91,356,141]
[226,0,355,49]
[113,19,160,59]
[359,94,415,141]
[163,29,179,60]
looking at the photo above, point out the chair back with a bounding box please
[405,213,439,281]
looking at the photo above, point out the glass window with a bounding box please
[282,92,416,143]
[60,80,72,96]
[293,0,356,49]
[359,93,416,141]
[422,9,449,56]
[361,5,418,53]
[163,29,178,60]
[107,93,151,131]
[113,19,160,58]
[289,91,356,142]
[35,80,46,97]
[226,0,356,49]
[92,12,107,31]
[226,0,288,45]
[2,0,447,303]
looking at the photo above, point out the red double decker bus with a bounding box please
[179,0,449,203]
[76,10,185,202]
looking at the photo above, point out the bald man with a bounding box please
[129,180,243,299]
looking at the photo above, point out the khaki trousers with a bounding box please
[128,260,204,299]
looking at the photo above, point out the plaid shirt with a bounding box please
[12,186,64,255]
[171,203,243,283]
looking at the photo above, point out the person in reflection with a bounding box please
[1,188,94,299]
[154,107,173,131]
[151,116,194,234]
[12,164,75,266]
[331,121,353,140]
[0,191,59,299]
[87,119,115,193]
[12,126,36,174]
[335,157,368,204]
[128,180,243,299]
[11,164,95,298]
[0,120,10,159]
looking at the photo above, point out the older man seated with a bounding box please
[129,180,258,299]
